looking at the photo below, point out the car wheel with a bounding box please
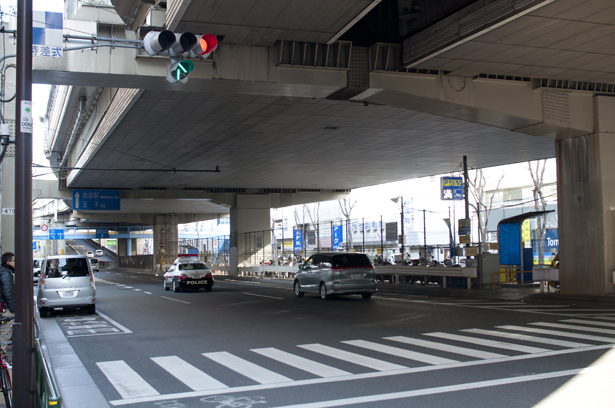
[39,307,49,318]
[361,292,373,300]
[173,279,180,293]
[164,279,170,291]
[294,281,304,297]
[319,283,329,300]
[87,304,96,314]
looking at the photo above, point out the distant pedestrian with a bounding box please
[0,252,15,357]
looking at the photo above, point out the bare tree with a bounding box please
[338,197,356,251]
[466,169,504,252]
[304,203,321,252]
[528,159,548,265]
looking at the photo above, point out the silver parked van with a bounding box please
[294,252,377,300]
[37,255,96,317]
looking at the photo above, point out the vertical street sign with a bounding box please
[293,230,303,252]
[332,225,342,249]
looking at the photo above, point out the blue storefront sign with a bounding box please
[293,230,303,252]
[332,226,343,249]
[73,189,120,211]
[441,177,464,200]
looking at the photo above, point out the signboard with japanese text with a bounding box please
[458,219,471,236]
[73,190,120,211]
[96,229,109,239]
[293,230,303,252]
[332,226,342,249]
[49,228,64,240]
[441,177,464,200]
[33,0,63,58]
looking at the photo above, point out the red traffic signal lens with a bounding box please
[199,34,218,55]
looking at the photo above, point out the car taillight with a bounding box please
[178,274,190,280]
[205,273,212,279]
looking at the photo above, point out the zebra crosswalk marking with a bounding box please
[562,319,615,328]
[97,361,160,399]
[497,325,615,343]
[530,322,615,335]
[461,329,589,348]
[423,332,551,354]
[151,356,228,391]
[298,344,407,371]
[342,339,459,365]
[384,336,507,359]
[203,351,293,384]
[251,347,351,378]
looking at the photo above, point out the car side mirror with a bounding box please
[321,262,332,268]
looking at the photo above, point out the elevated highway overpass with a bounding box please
[13,0,615,296]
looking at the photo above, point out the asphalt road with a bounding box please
[43,268,615,408]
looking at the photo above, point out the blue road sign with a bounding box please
[33,241,37,250]
[332,226,343,249]
[49,229,64,240]
[73,189,120,211]
[96,228,109,239]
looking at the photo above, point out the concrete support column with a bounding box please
[229,195,271,276]
[556,95,615,296]
[153,214,178,272]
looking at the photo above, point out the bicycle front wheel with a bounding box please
[1,365,12,408]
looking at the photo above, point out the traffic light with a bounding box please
[168,58,194,83]
[142,30,218,83]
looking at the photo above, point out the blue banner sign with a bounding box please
[332,226,343,249]
[441,177,464,200]
[33,241,37,250]
[49,229,64,240]
[294,230,303,252]
[73,189,120,211]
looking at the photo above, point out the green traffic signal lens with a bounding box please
[171,59,194,81]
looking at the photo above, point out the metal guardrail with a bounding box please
[34,320,62,407]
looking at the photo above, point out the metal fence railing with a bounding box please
[35,320,62,407]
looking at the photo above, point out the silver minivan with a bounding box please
[37,255,96,317]
[294,252,377,300]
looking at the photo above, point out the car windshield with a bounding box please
[331,254,372,268]
[178,263,207,270]
[90,259,98,264]
[46,258,90,277]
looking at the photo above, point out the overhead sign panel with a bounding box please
[73,190,121,211]
[49,229,64,240]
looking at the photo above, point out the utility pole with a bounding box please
[423,209,427,264]
[15,0,35,406]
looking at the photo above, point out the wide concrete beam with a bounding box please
[352,71,594,136]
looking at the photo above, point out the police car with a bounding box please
[163,254,213,293]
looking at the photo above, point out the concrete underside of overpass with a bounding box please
[22,0,615,296]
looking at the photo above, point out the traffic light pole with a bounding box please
[14,0,35,406]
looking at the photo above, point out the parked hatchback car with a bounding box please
[37,255,96,317]
[294,252,377,300]
[163,254,213,292]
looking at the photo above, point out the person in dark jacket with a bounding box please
[0,252,15,356]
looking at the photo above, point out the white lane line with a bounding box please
[269,364,615,408]
[160,296,191,304]
[144,291,152,295]
[343,339,458,365]
[385,336,506,359]
[97,311,133,334]
[243,292,284,300]
[252,348,351,378]
[108,344,615,406]
[134,289,142,292]
[531,322,615,335]
[97,361,160,399]
[298,344,406,371]
[423,332,551,354]
[497,325,615,343]
[203,352,293,384]
[151,356,228,391]
[474,305,571,309]
[563,319,615,328]
[461,328,589,348]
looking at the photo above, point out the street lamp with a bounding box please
[391,197,405,254]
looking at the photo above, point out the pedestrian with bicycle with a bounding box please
[0,252,15,358]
